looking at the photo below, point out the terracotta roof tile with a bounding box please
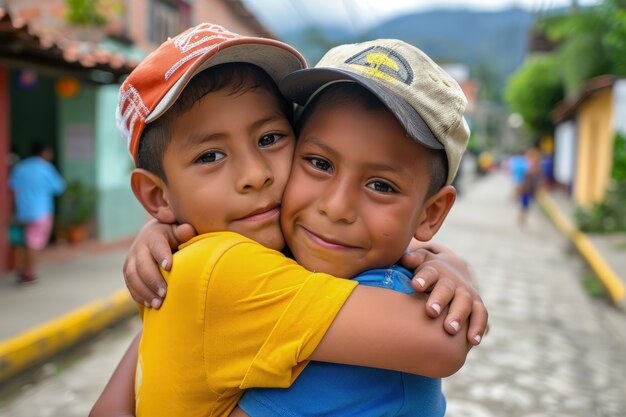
[0,6,137,82]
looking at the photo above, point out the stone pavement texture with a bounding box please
[0,171,625,416]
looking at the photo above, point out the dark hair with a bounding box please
[296,83,447,197]
[30,141,52,157]
[137,63,293,181]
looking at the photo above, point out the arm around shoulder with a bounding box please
[310,285,470,378]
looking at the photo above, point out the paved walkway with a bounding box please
[0,239,132,340]
[0,171,625,416]
[439,173,626,417]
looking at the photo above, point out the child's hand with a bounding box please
[123,220,196,308]
[400,240,488,346]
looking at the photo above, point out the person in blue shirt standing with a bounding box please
[9,142,65,283]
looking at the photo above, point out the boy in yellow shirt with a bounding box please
[91,23,486,417]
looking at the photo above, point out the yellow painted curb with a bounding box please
[0,289,137,383]
[537,190,626,309]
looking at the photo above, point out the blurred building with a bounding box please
[0,0,275,271]
[553,75,626,207]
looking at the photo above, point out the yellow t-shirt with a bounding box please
[135,231,358,417]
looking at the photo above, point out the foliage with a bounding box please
[504,55,565,136]
[65,0,107,27]
[66,0,106,26]
[611,133,626,182]
[539,8,611,94]
[574,181,626,232]
[506,1,626,137]
[57,181,96,227]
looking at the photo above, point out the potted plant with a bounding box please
[57,180,95,244]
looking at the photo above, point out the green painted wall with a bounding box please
[94,85,146,241]
[57,82,146,242]
[9,70,57,159]
[57,83,97,189]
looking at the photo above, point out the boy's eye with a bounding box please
[366,180,396,193]
[306,157,332,173]
[196,150,225,164]
[259,133,282,147]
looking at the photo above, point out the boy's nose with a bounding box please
[236,154,274,192]
[317,180,357,224]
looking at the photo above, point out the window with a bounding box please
[150,0,191,45]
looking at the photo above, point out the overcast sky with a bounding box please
[242,0,601,32]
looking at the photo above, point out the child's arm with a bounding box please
[126,222,486,344]
[312,286,470,377]
[89,331,141,417]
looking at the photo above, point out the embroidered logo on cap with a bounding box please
[345,46,413,85]
[166,23,237,80]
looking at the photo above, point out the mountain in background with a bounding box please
[276,8,536,96]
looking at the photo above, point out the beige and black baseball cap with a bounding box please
[116,22,307,163]
[279,39,470,185]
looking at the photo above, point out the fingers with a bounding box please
[401,249,429,272]
[123,253,163,308]
[440,287,472,336]
[438,288,488,346]
[422,276,456,319]
[137,243,168,297]
[411,264,438,292]
[172,223,197,249]
[148,229,176,272]
[466,299,489,346]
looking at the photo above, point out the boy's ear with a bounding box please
[130,168,177,224]
[414,185,456,242]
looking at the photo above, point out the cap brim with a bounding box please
[280,68,443,150]
[149,39,306,123]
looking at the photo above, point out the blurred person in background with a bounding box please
[517,147,542,226]
[8,142,66,283]
[507,149,529,198]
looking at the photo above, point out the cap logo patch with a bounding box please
[345,46,413,85]
[165,23,237,81]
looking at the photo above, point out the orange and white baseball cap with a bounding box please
[116,22,307,163]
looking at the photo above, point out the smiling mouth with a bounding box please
[237,205,280,222]
[301,227,357,250]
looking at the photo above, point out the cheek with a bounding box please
[275,151,295,190]
[370,213,413,246]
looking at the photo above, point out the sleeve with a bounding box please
[47,165,66,195]
[203,239,358,391]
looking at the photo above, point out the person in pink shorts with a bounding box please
[9,143,66,283]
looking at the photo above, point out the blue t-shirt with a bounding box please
[9,156,66,223]
[238,265,446,417]
[509,155,529,185]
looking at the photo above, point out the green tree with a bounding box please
[66,0,107,26]
[604,2,626,75]
[504,55,564,136]
[541,6,612,94]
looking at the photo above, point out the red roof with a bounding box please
[0,7,138,83]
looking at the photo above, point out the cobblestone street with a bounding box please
[440,173,626,417]
[1,172,625,416]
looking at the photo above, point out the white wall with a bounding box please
[554,120,577,187]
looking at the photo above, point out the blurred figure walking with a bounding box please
[8,142,66,283]
[517,148,542,226]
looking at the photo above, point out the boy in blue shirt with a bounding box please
[229,38,471,417]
